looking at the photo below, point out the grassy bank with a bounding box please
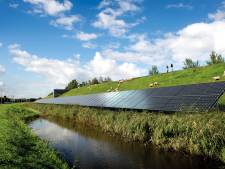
[0,104,69,169]
[61,63,225,97]
[26,103,225,165]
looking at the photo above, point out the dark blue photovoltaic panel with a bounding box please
[36,81,225,112]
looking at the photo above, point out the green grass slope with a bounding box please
[0,104,69,169]
[62,63,225,97]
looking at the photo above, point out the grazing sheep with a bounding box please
[213,76,220,80]
[154,82,159,86]
[149,83,154,87]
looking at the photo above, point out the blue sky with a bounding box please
[0,0,225,98]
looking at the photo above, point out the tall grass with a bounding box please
[0,104,69,169]
[26,103,225,164]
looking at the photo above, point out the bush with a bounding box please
[149,65,159,75]
[65,79,79,90]
[183,58,199,69]
[207,51,224,65]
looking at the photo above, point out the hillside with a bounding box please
[60,63,225,99]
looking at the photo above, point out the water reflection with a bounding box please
[29,118,223,169]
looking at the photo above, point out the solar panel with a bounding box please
[36,81,225,112]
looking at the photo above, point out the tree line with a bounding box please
[149,51,224,75]
[65,76,112,91]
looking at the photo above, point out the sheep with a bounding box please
[213,76,220,81]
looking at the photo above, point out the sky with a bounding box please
[0,0,225,98]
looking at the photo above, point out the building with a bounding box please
[53,89,67,97]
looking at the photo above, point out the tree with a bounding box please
[171,64,174,71]
[207,51,224,65]
[99,76,104,83]
[183,58,199,69]
[91,77,99,85]
[79,81,87,87]
[65,79,78,90]
[88,80,92,85]
[149,65,159,75]
[166,65,169,73]
[104,77,112,82]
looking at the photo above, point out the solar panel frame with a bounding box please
[36,81,225,112]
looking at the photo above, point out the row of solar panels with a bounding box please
[36,81,225,112]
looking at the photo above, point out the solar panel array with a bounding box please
[36,81,225,112]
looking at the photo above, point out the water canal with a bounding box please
[29,118,223,169]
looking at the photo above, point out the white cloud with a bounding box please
[24,0,82,31]
[98,0,112,9]
[8,44,78,87]
[84,52,146,80]
[209,10,225,21]
[9,3,19,8]
[50,15,80,30]
[0,81,3,87]
[23,0,73,16]
[93,0,142,37]
[166,3,192,9]
[208,1,225,21]
[76,32,98,41]
[101,20,225,69]
[8,44,146,97]
[82,42,96,49]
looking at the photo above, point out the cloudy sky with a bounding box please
[0,0,225,98]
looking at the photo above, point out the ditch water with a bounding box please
[29,118,223,169]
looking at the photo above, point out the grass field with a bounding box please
[0,104,69,169]
[59,63,225,97]
[26,103,225,165]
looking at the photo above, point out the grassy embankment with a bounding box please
[61,63,225,100]
[0,104,69,169]
[26,103,225,164]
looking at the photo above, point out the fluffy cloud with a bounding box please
[93,0,142,37]
[76,32,98,41]
[8,44,146,94]
[9,44,78,87]
[209,10,225,21]
[98,0,112,9]
[50,15,81,30]
[85,52,146,79]
[101,20,225,69]
[208,1,225,21]
[24,0,73,16]
[166,3,192,10]
[24,0,82,31]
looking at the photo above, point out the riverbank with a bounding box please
[25,103,225,165]
[0,104,69,169]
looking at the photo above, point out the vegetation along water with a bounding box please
[25,103,225,168]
